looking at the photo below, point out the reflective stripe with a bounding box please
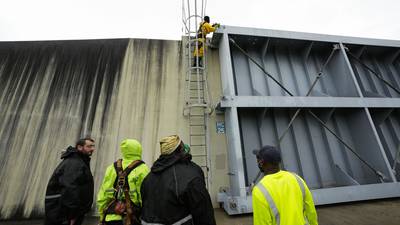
[292,173,305,197]
[142,214,193,225]
[256,183,280,225]
[45,194,61,199]
[291,173,309,225]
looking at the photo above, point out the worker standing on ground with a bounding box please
[141,135,216,225]
[252,145,318,225]
[97,139,149,225]
[44,137,96,225]
[193,16,220,67]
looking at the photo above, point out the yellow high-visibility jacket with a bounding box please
[200,22,217,36]
[97,139,150,222]
[252,170,318,225]
[193,22,217,57]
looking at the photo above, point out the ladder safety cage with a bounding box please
[182,0,212,189]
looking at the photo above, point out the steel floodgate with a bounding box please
[214,26,400,215]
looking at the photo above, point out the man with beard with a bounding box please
[44,137,95,225]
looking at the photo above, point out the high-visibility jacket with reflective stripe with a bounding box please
[97,140,150,222]
[252,170,318,225]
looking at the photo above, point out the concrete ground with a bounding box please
[1,198,400,225]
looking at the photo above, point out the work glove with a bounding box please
[212,23,220,28]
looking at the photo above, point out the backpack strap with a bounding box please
[121,160,144,225]
[124,160,144,177]
[103,159,144,225]
[112,159,144,190]
[112,159,124,192]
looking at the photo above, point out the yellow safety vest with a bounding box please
[252,170,318,225]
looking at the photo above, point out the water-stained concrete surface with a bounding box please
[1,199,400,224]
[0,39,189,219]
[0,38,228,220]
[0,39,129,219]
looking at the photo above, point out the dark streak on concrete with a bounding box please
[0,39,129,219]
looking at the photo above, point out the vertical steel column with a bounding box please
[219,31,247,197]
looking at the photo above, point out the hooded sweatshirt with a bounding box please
[141,150,216,225]
[97,139,150,222]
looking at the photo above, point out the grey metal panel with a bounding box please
[238,108,393,188]
[347,44,400,98]
[217,26,400,214]
[370,109,400,180]
[220,96,400,108]
[312,183,400,205]
[214,26,400,48]
[230,38,360,97]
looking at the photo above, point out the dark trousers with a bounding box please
[193,56,203,67]
[44,214,85,225]
[73,214,85,225]
[105,220,123,225]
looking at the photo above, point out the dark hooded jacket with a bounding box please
[44,146,94,225]
[141,150,216,225]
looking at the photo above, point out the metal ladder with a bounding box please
[182,0,212,188]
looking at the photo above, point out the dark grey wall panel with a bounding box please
[231,38,360,97]
[370,109,400,179]
[238,108,392,189]
[348,45,400,98]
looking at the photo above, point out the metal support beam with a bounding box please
[220,96,400,108]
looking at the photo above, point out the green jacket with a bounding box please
[97,139,150,222]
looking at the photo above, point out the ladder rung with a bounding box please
[190,80,204,82]
[190,114,204,117]
[187,103,208,107]
[192,154,207,157]
[189,67,205,72]
[190,134,206,136]
[190,124,205,126]
[191,144,206,147]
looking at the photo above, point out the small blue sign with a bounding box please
[216,121,225,134]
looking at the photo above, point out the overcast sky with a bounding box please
[1,0,399,41]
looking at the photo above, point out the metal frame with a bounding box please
[215,26,400,215]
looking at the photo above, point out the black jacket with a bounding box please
[44,146,94,225]
[141,150,216,225]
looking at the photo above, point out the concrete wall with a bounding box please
[0,38,229,219]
